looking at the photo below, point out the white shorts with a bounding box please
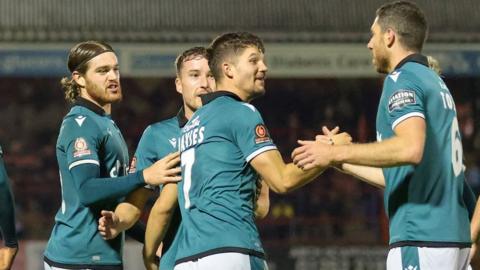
[387,246,470,270]
[174,252,268,270]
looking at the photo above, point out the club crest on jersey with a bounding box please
[388,90,416,112]
[73,137,91,157]
[129,156,137,173]
[255,124,271,144]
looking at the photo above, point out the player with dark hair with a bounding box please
[293,1,471,269]
[98,46,270,270]
[173,32,350,270]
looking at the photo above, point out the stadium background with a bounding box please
[0,0,479,269]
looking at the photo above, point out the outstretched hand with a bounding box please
[292,139,333,170]
[314,126,352,146]
[98,210,120,240]
[291,126,352,170]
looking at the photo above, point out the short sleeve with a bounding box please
[384,72,425,130]
[61,115,102,170]
[230,103,277,163]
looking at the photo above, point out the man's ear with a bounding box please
[72,71,86,88]
[175,77,182,94]
[223,62,234,79]
[384,28,396,48]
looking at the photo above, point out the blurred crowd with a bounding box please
[1,76,478,246]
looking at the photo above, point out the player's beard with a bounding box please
[372,46,390,74]
[374,55,390,74]
[85,79,123,106]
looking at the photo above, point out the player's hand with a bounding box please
[0,246,18,270]
[98,210,120,240]
[314,126,339,145]
[292,140,334,170]
[143,152,182,186]
[318,126,352,146]
[143,244,160,270]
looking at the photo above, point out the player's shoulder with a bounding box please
[384,66,427,94]
[59,109,103,139]
[142,116,179,138]
[216,98,260,115]
[63,112,99,129]
[149,116,179,131]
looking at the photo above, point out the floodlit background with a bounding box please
[1,1,479,269]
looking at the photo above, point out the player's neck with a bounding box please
[102,104,112,114]
[216,82,250,102]
[80,94,111,115]
[388,49,417,73]
[184,106,194,119]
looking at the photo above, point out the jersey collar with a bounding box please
[73,97,107,116]
[394,53,429,71]
[176,107,188,128]
[200,91,242,105]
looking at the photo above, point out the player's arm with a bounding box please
[143,183,178,270]
[254,179,269,219]
[250,131,352,194]
[250,149,326,194]
[470,198,480,261]
[335,164,385,189]
[0,156,18,270]
[293,117,425,169]
[98,187,153,240]
[72,152,181,206]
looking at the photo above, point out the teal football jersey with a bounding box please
[134,115,181,173]
[45,98,130,267]
[376,54,470,246]
[175,92,277,264]
[133,110,186,270]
